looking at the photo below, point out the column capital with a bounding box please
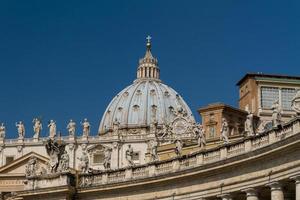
[290,174,300,184]
[266,181,282,191]
[242,188,258,197]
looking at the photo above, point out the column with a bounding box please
[217,194,232,200]
[267,182,284,200]
[242,188,259,200]
[291,175,300,200]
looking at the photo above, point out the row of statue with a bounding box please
[0,118,91,140]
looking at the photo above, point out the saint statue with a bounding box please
[45,138,65,173]
[271,100,282,128]
[244,112,254,136]
[103,147,112,170]
[16,121,25,139]
[67,119,76,137]
[292,90,300,115]
[0,123,5,139]
[32,118,42,139]
[59,150,70,172]
[113,118,120,135]
[149,139,158,161]
[194,123,206,148]
[81,118,90,137]
[48,120,57,138]
[220,118,229,144]
[78,152,89,173]
[175,139,183,156]
[25,157,38,177]
[125,144,134,166]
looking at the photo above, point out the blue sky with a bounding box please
[0,1,299,138]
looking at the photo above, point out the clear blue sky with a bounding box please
[0,1,299,138]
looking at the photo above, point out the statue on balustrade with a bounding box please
[45,138,66,173]
[78,152,89,173]
[113,118,120,135]
[48,120,57,138]
[103,147,112,169]
[174,139,183,156]
[125,144,134,166]
[150,119,158,135]
[25,157,38,177]
[271,100,282,128]
[67,119,76,137]
[149,139,158,161]
[81,118,90,137]
[16,121,25,139]
[32,118,42,140]
[292,90,300,115]
[194,123,206,148]
[59,150,70,172]
[160,122,172,138]
[244,112,255,136]
[0,123,5,139]
[220,118,229,144]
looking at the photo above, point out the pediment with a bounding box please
[0,152,48,175]
[87,144,109,153]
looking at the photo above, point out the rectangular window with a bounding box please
[5,156,14,165]
[209,126,215,138]
[93,154,104,164]
[132,152,140,162]
[261,87,279,109]
[281,88,296,110]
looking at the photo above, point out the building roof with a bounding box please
[236,73,300,86]
[198,102,248,114]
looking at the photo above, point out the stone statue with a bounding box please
[244,112,255,136]
[45,138,65,173]
[32,118,42,139]
[150,119,158,135]
[194,123,206,148]
[81,118,90,137]
[16,121,25,139]
[78,152,89,173]
[59,150,70,172]
[220,118,229,144]
[103,147,112,170]
[125,144,134,166]
[175,139,183,156]
[271,100,282,128]
[0,123,5,139]
[48,120,57,138]
[149,139,158,161]
[292,90,300,115]
[113,118,120,135]
[25,157,38,177]
[67,119,76,137]
[160,122,171,138]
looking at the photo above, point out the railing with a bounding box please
[227,143,245,157]
[132,167,149,179]
[156,162,173,175]
[107,170,126,183]
[204,150,220,163]
[77,118,300,188]
[180,156,197,169]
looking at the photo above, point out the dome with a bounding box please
[98,36,195,134]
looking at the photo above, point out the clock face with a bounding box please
[173,118,188,135]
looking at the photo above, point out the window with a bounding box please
[132,152,140,162]
[261,87,279,109]
[209,126,215,138]
[93,154,104,164]
[6,156,14,165]
[281,88,296,110]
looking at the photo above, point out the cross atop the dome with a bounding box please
[146,35,151,44]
